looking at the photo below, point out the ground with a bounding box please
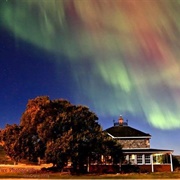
[0,164,180,179]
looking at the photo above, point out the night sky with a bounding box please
[0,0,180,154]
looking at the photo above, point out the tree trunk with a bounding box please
[72,157,78,173]
[79,156,85,174]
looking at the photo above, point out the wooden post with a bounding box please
[38,157,41,165]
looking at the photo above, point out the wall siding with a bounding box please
[117,139,150,149]
[138,164,171,172]
[89,164,171,173]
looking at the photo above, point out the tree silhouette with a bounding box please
[1,96,123,173]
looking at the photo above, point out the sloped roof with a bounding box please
[105,125,151,138]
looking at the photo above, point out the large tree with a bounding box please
[1,96,123,173]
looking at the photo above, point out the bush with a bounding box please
[121,165,140,173]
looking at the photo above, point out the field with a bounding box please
[0,164,180,179]
[0,146,180,179]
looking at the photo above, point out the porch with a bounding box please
[123,148,174,172]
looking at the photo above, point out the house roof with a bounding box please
[105,125,151,138]
[122,148,173,154]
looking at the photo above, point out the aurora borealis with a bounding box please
[0,0,180,153]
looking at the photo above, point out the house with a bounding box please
[105,115,173,172]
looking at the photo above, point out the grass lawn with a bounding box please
[0,164,180,179]
[1,172,180,179]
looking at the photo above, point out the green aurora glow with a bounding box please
[1,0,180,129]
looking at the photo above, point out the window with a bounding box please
[153,154,163,164]
[145,154,151,164]
[137,154,143,164]
[129,154,135,164]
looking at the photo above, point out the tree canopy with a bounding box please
[1,96,123,173]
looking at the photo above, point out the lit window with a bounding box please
[145,154,151,164]
[153,154,163,164]
[129,154,135,164]
[137,154,143,164]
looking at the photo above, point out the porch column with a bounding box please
[151,154,154,172]
[142,154,145,164]
[126,154,130,164]
[134,154,137,164]
[87,156,89,173]
[170,153,173,172]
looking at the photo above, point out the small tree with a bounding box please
[1,124,22,164]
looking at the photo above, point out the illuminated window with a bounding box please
[130,154,135,164]
[153,154,163,164]
[137,154,143,164]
